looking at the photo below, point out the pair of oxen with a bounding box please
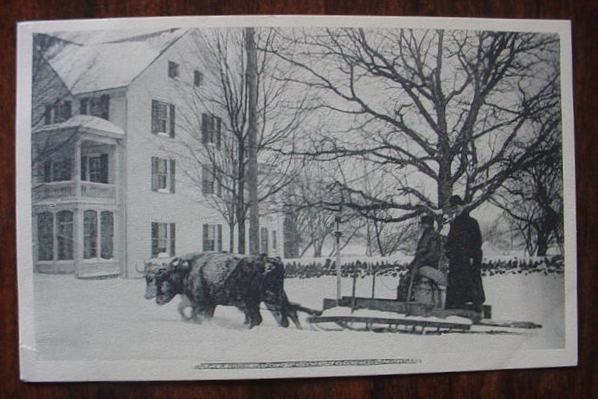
[142,252,317,329]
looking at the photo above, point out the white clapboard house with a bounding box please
[30,29,283,278]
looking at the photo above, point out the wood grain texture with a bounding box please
[0,1,595,398]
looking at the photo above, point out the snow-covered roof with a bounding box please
[44,28,187,95]
[33,115,125,136]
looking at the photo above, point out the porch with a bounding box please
[32,115,125,278]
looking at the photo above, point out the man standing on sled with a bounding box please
[445,195,485,313]
[397,214,443,302]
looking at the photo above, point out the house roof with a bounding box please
[33,115,125,136]
[44,28,188,95]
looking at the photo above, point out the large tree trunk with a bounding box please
[245,27,260,255]
[237,148,246,255]
[228,222,235,253]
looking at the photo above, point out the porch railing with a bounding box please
[33,181,116,201]
[81,181,116,199]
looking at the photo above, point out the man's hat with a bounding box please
[448,195,464,207]
[420,215,434,225]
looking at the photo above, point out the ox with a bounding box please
[143,252,308,328]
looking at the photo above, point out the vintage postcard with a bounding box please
[16,15,577,381]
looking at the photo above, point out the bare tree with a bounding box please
[170,28,307,253]
[266,28,561,224]
[491,128,563,256]
[282,167,364,258]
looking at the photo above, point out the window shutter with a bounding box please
[151,100,158,134]
[81,156,87,181]
[209,115,215,143]
[53,104,61,123]
[169,159,176,193]
[44,105,52,124]
[216,173,222,197]
[169,104,175,138]
[194,70,202,87]
[216,117,222,149]
[217,224,223,252]
[201,113,208,144]
[201,164,208,194]
[170,223,176,256]
[63,101,72,120]
[151,222,158,257]
[151,157,158,191]
[80,98,88,115]
[100,154,109,183]
[101,95,110,120]
[43,160,52,182]
[202,224,209,251]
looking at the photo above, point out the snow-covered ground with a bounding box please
[32,271,564,362]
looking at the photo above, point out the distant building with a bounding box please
[31,29,283,278]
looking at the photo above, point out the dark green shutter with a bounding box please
[80,98,88,115]
[216,117,221,149]
[81,156,87,181]
[151,222,158,257]
[169,159,175,193]
[100,154,109,183]
[169,104,175,137]
[43,160,52,182]
[63,101,72,120]
[101,95,110,120]
[151,100,158,134]
[202,224,208,251]
[170,223,176,256]
[44,105,52,124]
[201,113,208,144]
[217,224,223,252]
[151,157,158,191]
[201,164,208,194]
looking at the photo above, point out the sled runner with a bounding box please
[306,264,542,335]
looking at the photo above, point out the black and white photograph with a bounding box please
[16,16,577,381]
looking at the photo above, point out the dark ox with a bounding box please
[143,252,303,329]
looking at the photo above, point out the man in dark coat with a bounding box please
[445,195,485,311]
[397,215,442,301]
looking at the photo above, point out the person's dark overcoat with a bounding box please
[396,225,442,301]
[411,226,442,270]
[445,211,485,309]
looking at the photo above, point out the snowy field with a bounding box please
[32,271,565,362]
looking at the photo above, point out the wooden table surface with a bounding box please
[1,1,596,398]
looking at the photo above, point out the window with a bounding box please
[43,158,72,182]
[81,154,108,183]
[37,212,53,261]
[272,230,277,251]
[151,157,175,193]
[201,113,222,149]
[43,101,72,125]
[80,98,88,115]
[57,210,74,260]
[168,61,179,78]
[151,100,175,137]
[100,211,114,259]
[151,222,175,257]
[194,70,203,87]
[84,210,98,259]
[260,227,269,255]
[201,165,221,196]
[80,95,110,120]
[203,224,222,252]
[44,105,52,125]
[202,164,214,195]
